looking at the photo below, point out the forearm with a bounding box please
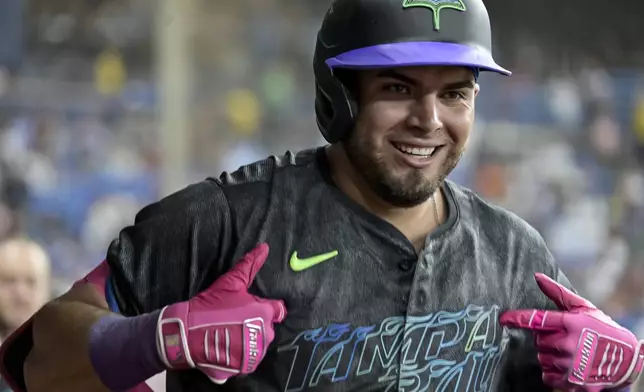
[25,286,113,392]
[25,284,165,392]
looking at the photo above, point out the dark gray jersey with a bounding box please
[108,147,569,392]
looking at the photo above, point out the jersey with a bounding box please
[106,147,572,392]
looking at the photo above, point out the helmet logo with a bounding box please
[402,0,467,31]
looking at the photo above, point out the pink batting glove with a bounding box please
[156,243,287,385]
[499,273,644,392]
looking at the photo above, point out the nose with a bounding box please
[406,95,443,134]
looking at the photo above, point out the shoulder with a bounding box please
[213,148,326,214]
[133,179,227,225]
[216,148,321,190]
[134,148,322,223]
[107,178,235,314]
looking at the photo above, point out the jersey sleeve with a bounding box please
[106,179,235,316]
[502,227,575,391]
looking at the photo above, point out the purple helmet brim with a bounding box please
[325,41,511,76]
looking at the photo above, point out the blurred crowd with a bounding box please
[0,0,643,390]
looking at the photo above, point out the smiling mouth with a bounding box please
[392,142,442,158]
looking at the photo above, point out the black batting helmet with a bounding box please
[313,0,511,143]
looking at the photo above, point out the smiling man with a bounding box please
[1,0,642,391]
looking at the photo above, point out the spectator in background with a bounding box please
[0,238,50,392]
[0,238,51,344]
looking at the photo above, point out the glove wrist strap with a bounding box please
[157,305,194,370]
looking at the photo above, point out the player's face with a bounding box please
[345,66,479,207]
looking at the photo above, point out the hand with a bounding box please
[500,273,644,392]
[156,243,287,384]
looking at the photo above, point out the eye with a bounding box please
[441,90,467,101]
[383,83,411,95]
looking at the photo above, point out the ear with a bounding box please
[474,83,481,97]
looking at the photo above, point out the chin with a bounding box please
[374,171,439,206]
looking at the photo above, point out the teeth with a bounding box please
[395,143,436,156]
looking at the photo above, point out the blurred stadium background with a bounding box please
[0,0,644,390]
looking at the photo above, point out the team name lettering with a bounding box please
[278,305,507,392]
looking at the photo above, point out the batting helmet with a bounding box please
[314,0,511,143]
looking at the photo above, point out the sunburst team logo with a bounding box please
[402,0,467,31]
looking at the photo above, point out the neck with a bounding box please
[326,144,445,250]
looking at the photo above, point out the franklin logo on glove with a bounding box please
[500,273,644,391]
[246,321,262,371]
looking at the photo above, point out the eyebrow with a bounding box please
[376,70,419,85]
[375,70,476,90]
[443,80,476,90]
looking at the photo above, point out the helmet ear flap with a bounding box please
[314,83,334,140]
[315,83,334,125]
[333,68,360,126]
[333,69,360,102]
[314,68,359,143]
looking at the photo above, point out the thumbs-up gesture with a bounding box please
[156,243,287,384]
[500,273,644,391]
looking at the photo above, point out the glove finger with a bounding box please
[256,297,287,323]
[582,387,607,392]
[534,273,596,311]
[211,244,270,292]
[537,352,570,373]
[500,309,563,332]
[203,368,232,385]
[541,371,566,389]
[271,299,287,323]
[535,331,574,354]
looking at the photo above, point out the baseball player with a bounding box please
[1,0,643,391]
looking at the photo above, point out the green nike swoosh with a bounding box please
[289,250,338,272]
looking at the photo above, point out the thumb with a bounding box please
[211,243,270,291]
[534,273,595,311]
